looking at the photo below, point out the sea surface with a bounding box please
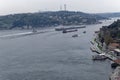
[0,18,119,80]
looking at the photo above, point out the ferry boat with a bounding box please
[72,34,78,37]
[83,31,86,33]
[92,54,107,60]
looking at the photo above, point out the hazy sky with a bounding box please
[0,0,120,15]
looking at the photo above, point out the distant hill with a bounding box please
[0,11,106,30]
[97,12,120,18]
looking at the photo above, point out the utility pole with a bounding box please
[60,5,62,11]
[64,4,66,11]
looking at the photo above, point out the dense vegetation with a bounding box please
[99,19,120,45]
[0,11,106,30]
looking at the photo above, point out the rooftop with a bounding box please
[114,49,120,53]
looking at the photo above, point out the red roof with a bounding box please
[114,59,120,64]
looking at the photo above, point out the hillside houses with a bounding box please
[99,19,120,50]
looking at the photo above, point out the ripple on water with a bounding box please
[3,70,78,80]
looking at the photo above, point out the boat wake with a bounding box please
[0,31,51,39]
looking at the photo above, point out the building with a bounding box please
[108,43,120,50]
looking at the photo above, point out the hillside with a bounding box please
[99,19,120,45]
[97,12,120,18]
[0,11,106,29]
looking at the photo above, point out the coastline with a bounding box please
[90,18,120,80]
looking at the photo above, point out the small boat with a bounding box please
[111,62,119,68]
[90,47,96,52]
[72,34,78,37]
[62,29,78,33]
[92,54,107,60]
[90,41,94,45]
[83,31,86,33]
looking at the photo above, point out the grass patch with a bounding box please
[94,38,96,42]
[97,45,102,51]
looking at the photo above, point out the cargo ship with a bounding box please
[62,29,78,33]
[55,26,86,31]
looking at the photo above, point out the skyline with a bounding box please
[0,0,120,15]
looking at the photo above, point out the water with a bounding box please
[0,18,119,80]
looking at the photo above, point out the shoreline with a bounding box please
[90,31,120,80]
